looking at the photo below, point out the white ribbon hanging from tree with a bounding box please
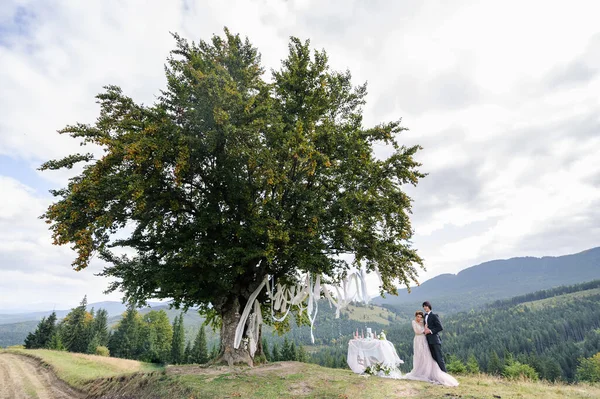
[233,266,381,350]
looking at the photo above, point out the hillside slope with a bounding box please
[3,350,600,399]
[374,246,600,314]
[381,280,600,382]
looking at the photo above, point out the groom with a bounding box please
[423,301,447,372]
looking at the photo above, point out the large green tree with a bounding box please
[40,29,424,365]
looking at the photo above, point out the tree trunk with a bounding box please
[215,296,253,367]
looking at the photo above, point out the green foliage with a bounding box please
[262,338,271,362]
[271,343,281,362]
[503,361,539,381]
[446,354,467,375]
[576,353,600,383]
[281,337,294,361]
[86,333,101,355]
[296,344,308,363]
[465,353,480,374]
[92,309,109,347]
[171,314,185,364]
[410,288,600,382]
[24,311,58,349]
[48,332,65,351]
[143,310,173,364]
[582,330,600,358]
[190,326,209,364]
[109,307,142,359]
[40,29,424,357]
[209,344,219,360]
[543,358,563,382]
[60,296,93,353]
[184,341,192,364]
[95,345,110,357]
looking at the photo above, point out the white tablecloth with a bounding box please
[347,339,404,378]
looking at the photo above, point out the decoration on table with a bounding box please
[378,330,386,340]
[364,362,396,377]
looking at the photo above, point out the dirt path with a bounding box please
[0,353,83,399]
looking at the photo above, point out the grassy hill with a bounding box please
[374,246,600,316]
[517,287,600,310]
[3,349,600,398]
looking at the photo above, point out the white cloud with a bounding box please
[1,0,600,307]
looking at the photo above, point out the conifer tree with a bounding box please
[296,344,308,363]
[191,326,209,364]
[61,296,92,353]
[171,314,185,364]
[289,341,297,361]
[144,310,172,363]
[184,341,192,364]
[488,350,502,375]
[466,353,480,374]
[271,343,281,362]
[281,337,292,361]
[92,309,109,347]
[48,331,65,351]
[109,307,141,359]
[262,338,271,362]
[24,312,58,349]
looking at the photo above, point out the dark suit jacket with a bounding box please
[425,312,443,345]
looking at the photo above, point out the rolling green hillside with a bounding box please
[0,321,37,348]
[379,280,600,382]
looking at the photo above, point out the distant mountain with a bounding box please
[373,246,600,315]
[0,321,38,348]
[0,301,166,326]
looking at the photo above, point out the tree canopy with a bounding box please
[41,29,424,364]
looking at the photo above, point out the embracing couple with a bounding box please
[403,301,459,386]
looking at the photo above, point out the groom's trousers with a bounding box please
[429,343,447,372]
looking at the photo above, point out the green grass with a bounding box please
[155,362,600,399]
[344,304,400,325]
[5,348,163,389]
[519,288,600,310]
[4,349,599,398]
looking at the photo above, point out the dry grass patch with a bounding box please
[70,352,146,373]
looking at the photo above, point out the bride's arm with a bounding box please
[411,320,424,334]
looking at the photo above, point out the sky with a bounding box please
[1,0,599,311]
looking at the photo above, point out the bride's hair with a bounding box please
[415,311,424,317]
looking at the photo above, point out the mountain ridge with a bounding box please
[374,246,600,314]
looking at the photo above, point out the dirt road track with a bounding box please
[0,353,83,399]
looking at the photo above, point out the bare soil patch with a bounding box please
[166,360,305,377]
[0,352,83,399]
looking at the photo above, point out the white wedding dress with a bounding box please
[403,320,459,386]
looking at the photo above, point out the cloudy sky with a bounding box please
[1,0,599,311]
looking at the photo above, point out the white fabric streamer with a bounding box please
[233,266,378,350]
[233,276,267,350]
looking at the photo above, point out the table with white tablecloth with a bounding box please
[347,338,404,378]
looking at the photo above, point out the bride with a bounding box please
[403,311,459,386]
